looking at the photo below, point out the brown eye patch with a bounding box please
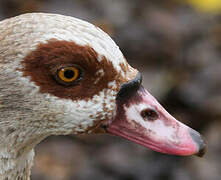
[20,39,126,101]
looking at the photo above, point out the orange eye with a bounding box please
[57,66,80,83]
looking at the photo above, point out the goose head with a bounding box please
[0,13,205,179]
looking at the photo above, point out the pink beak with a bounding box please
[106,73,206,157]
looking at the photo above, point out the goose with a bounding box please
[0,13,206,180]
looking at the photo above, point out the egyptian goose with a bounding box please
[0,13,206,180]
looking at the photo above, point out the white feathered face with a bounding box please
[1,13,206,156]
[20,39,135,134]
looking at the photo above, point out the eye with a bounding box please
[56,66,81,85]
[141,108,158,121]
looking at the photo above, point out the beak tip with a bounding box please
[195,137,207,157]
[189,128,207,157]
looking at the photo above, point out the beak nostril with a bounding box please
[141,108,158,121]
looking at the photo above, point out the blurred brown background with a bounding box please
[0,0,220,180]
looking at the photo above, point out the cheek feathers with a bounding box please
[20,39,126,101]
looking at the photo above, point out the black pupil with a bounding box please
[64,69,75,79]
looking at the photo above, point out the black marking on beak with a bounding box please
[116,72,142,101]
[189,129,207,157]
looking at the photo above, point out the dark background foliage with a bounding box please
[0,0,220,179]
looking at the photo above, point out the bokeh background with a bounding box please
[0,0,220,180]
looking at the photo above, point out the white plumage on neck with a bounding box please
[0,13,134,180]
